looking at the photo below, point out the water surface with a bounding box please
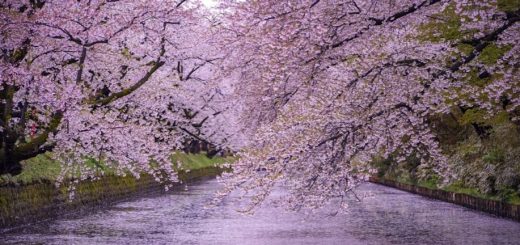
[3,179,520,244]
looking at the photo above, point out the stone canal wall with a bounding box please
[370,177,520,222]
[0,167,228,230]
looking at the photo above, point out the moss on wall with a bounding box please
[370,177,520,222]
[0,166,228,229]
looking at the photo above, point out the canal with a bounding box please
[3,179,520,244]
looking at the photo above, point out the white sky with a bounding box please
[201,0,218,8]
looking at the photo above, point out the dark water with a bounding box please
[3,179,520,244]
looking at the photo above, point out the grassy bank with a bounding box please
[171,152,233,171]
[370,177,520,222]
[382,176,520,206]
[0,152,235,228]
[0,152,235,186]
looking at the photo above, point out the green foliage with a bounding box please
[496,187,520,204]
[0,152,236,186]
[1,153,61,185]
[478,44,512,65]
[171,152,235,171]
[464,69,493,87]
[0,174,157,226]
[456,43,475,56]
[505,191,520,205]
[84,157,112,173]
[456,138,481,158]
[459,108,488,125]
[121,47,132,59]
[443,181,498,200]
[459,109,510,126]
[417,175,440,189]
[370,0,520,207]
[371,156,392,178]
[490,121,520,148]
[482,148,505,164]
[417,4,464,43]
[375,113,520,205]
[497,0,520,12]
[491,111,511,125]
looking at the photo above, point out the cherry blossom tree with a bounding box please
[2,0,519,209]
[217,0,520,211]
[0,0,237,186]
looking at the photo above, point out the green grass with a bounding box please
[442,182,498,200]
[393,177,520,205]
[441,183,520,205]
[0,152,235,186]
[171,151,235,171]
[417,178,438,190]
[507,194,520,205]
[0,153,61,185]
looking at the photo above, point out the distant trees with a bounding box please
[217,0,520,210]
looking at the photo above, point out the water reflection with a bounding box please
[3,179,520,244]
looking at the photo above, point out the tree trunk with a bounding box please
[0,148,22,176]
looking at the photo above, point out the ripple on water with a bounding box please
[2,180,520,245]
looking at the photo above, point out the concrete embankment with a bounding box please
[0,167,228,230]
[370,177,520,222]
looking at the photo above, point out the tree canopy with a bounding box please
[2,0,519,210]
[1,0,240,187]
[216,0,520,210]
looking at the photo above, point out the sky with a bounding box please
[201,0,218,8]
